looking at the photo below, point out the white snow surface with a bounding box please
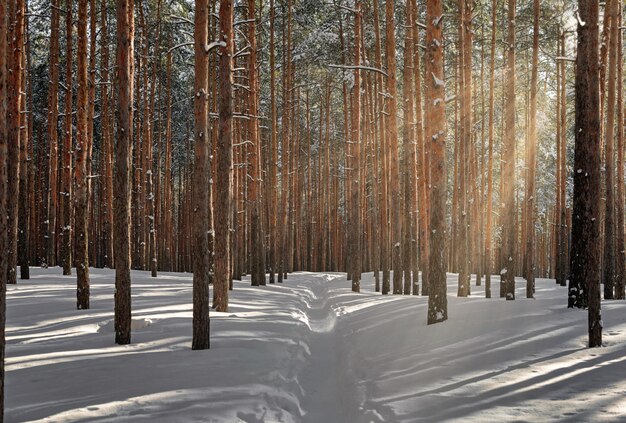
[5,268,626,422]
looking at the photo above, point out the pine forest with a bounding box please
[0,0,624,421]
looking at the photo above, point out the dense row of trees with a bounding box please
[0,0,622,418]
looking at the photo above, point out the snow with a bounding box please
[431,72,444,88]
[5,268,626,422]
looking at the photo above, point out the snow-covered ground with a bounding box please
[5,268,626,422]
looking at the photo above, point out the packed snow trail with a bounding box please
[5,268,626,422]
[292,274,356,423]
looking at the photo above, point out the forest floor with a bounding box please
[5,268,626,422]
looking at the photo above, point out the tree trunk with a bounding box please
[214,0,233,312]
[457,0,472,297]
[571,0,602,348]
[426,0,448,324]
[412,0,428,296]
[385,0,402,294]
[558,31,567,288]
[484,0,496,298]
[616,1,626,300]
[100,0,113,269]
[163,51,173,271]
[114,0,134,345]
[75,0,90,309]
[350,0,362,292]
[192,0,211,350]
[60,0,73,277]
[603,0,619,300]
[402,0,415,295]
[248,0,265,287]
[500,0,516,300]
[18,38,29,281]
[0,0,9,416]
[524,0,539,298]
[268,0,277,284]
[7,0,25,284]
[46,0,61,268]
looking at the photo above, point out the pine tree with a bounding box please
[7,0,25,285]
[45,0,61,268]
[61,0,73,277]
[616,0,626,301]
[500,0,516,301]
[0,0,8,416]
[350,0,362,293]
[214,0,234,312]
[75,0,90,309]
[100,0,113,269]
[426,0,448,324]
[248,0,265,287]
[603,0,619,300]
[401,0,415,296]
[385,0,402,295]
[192,0,211,350]
[571,0,602,348]
[114,0,135,345]
[524,0,539,298]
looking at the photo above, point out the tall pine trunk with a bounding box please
[0,0,9,416]
[385,0,402,294]
[603,0,619,300]
[214,0,234,312]
[192,0,211,350]
[426,0,448,324]
[524,0,539,298]
[350,0,362,292]
[7,0,25,284]
[46,0,61,268]
[61,0,73,277]
[75,0,90,309]
[500,0,516,300]
[571,0,602,348]
[248,0,265,287]
[114,0,134,345]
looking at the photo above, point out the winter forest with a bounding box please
[0,0,625,421]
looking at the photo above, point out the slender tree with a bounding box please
[524,0,539,298]
[214,0,233,312]
[46,0,61,268]
[61,0,73,276]
[603,0,619,300]
[616,1,626,300]
[558,32,568,289]
[500,0,516,300]
[100,0,114,269]
[484,0,497,298]
[412,0,428,296]
[248,0,265,287]
[457,0,472,298]
[114,0,135,345]
[385,0,402,294]
[268,0,277,283]
[7,0,25,284]
[426,0,448,324]
[75,0,90,309]
[0,0,8,415]
[570,0,602,348]
[192,0,211,350]
[402,0,415,295]
[350,0,362,292]
[17,19,29,281]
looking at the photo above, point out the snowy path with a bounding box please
[293,274,356,423]
[4,268,626,422]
